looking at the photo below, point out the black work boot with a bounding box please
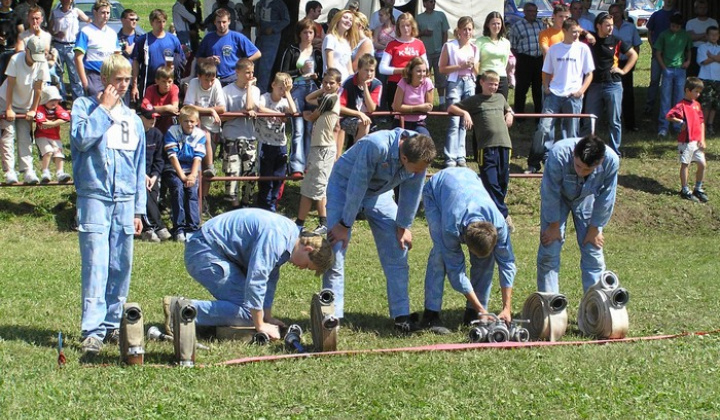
[420,309,451,335]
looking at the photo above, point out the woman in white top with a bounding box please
[351,11,374,72]
[439,16,479,168]
[475,11,511,98]
[322,9,357,83]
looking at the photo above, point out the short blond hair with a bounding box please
[178,105,200,122]
[100,54,131,85]
[300,234,334,276]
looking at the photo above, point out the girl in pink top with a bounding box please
[392,57,434,136]
[379,12,429,112]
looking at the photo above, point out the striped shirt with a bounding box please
[509,18,544,57]
[74,23,118,73]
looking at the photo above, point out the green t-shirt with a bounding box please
[655,29,692,68]
[457,93,512,150]
[415,11,450,55]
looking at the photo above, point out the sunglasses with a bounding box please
[125,17,138,21]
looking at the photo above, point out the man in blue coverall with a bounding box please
[422,168,517,333]
[71,54,146,355]
[537,135,619,293]
[325,128,436,333]
[182,209,333,340]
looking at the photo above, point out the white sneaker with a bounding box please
[24,171,39,184]
[56,171,71,182]
[41,169,52,183]
[313,225,328,235]
[156,228,172,241]
[141,230,161,243]
[4,170,18,184]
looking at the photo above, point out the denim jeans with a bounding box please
[53,42,83,100]
[289,81,316,173]
[445,76,476,164]
[255,34,281,93]
[583,82,623,155]
[645,54,662,110]
[163,170,200,236]
[256,143,288,212]
[77,197,135,340]
[528,92,583,169]
[658,67,686,133]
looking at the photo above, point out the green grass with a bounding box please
[2,24,720,418]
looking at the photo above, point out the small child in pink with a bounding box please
[35,86,71,182]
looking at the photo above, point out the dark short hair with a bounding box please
[563,18,579,31]
[197,61,217,77]
[357,53,376,70]
[400,133,436,164]
[465,221,498,258]
[686,76,704,91]
[295,17,316,42]
[306,1,322,14]
[324,67,342,83]
[594,11,612,28]
[669,13,684,26]
[149,9,167,22]
[574,135,606,167]
[121,8,137,19]
[553,4,569,14]
[706,25,719,34]
[154,65,174,81]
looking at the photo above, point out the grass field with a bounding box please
[1,12,720,418]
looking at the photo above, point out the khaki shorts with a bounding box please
[678,142,705,165]
[300,146,335,200]
[36,137,65,158]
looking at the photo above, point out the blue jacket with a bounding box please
[329,128,426,229]
[424,168,516,290]
[541,138,619,227]
[71,97,146,215]
[199,209,299,311]
[164,125,206,172]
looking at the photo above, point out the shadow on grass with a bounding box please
[0,199,37,217]
[617,173,675,195]
[52,196,77,232]
[0,324,59,348]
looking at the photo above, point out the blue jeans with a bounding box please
[256,144,288,212]
[53,42,83,100]
[163,171,200,235]
[528,92,582,169]
[583,82,623,155]
[536,195,605,294]
[323,185,411,319]
[255,34,281,93]
[289,82,315,173]
[445,76,476,164]
[77,197,135,340]
[658,67,686,133]
[186,233,255,326]
[645,54,662,109]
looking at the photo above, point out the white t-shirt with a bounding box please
[19,30,52,51]
[50,7,82,43]
[184,77,225,133]
[222,82,260,140]
[0,52,50,111]
[543,41,595,97]
[322,34,352,83]
[256,92,290,146]
[686,17,719,48]
[698,42,720,81]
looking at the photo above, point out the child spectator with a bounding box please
[255,72,297,211]
[0,36,49,184]
[141,65,180,134]
[448,70,515,230]
[339,53,382,154]
[295,68,342,235]
[163,105,206,241]
[697,26,720,135]
[666,77,708,203]
[656,13,693,138]
[183,61,225,214]
[71,54,145,355]
[221,58,260,207]
[34,85,71,183]
[392,57,433,135]
[139,106,171,242]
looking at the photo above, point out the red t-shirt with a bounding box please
[34,104,70,140]
[141,84,180,134]
[666,99,704,143]
[384,38,426,83]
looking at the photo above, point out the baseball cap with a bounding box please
[40,85,62,105]
[26,36,46,62]
[139,103,160,119]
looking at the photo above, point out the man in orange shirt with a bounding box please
[540,4,570,56]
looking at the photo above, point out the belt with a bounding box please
[52,40,75,45]
[577,270,630,339]
[522,292,569,341]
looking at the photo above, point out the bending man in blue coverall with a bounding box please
[422,168,517,334]
[537,135,619,293]
[324,128,437,333]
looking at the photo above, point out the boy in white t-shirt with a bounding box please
[221,58,261,207]
[0,36,50,184]
[255,72,296,212]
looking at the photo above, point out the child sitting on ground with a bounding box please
[338,53,382,156]
[295,68,342,234]
[139,105,171,242]
[163,105,206,242]
[34,85,71,183]
[666,77,709,203]
[255,72,297,212]
[221,58,260,207]
[697,26,720,136]
[141,65,180,134]
[447,70,515,230]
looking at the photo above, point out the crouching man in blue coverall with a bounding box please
[422,168,517,334]
[71,54,146,355]
[324,128,436,333]
[183,209,334,340]
[537,135,619,293]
